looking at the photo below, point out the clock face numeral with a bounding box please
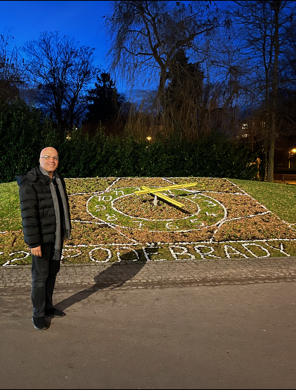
[95,204,106,211]
[190,219,205,227]
[88,187,225,232]
[166,222,179,230]
[203,200,217,207]
[206,212,218,217]
[106,213,117,221]
[96,195,113,202]
[132,221,144,228]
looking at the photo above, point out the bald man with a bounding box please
[16,147,71,330]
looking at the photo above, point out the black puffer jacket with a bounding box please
[16,167,71,248]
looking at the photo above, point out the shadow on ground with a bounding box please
[55,251,147,311]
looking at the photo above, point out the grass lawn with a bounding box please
[231,179,296,224]
[0,182,22,231]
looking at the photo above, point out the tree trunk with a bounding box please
[267,1,280,182]
[157,66,167,113]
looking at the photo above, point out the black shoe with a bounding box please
[45,308,66,318]
[32,317,48,330]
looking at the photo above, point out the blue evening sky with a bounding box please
[0,1,234,97]
[0,1,122,86]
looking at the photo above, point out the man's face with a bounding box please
[39,147,59,175]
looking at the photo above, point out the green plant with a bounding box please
[0,100,259,181]
[231,179,296,224]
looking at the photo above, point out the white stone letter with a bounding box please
[117,247,139,262]
[89,247,112,263]
[241,243,270,258]
[169,246,196,260]
[194,245,220,259]
[224,245,248,259]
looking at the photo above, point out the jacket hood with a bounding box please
[16,167,49,186]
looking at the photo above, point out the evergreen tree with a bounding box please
[165,49,204,137]
[85,72,125,129]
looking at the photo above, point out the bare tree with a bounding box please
[104,1,224,111]
[232,1,296,181]
[22,31,98,130]
[276,20,296,138]
[0,31,23,103]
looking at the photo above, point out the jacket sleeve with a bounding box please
[19,181,42,248]
[60,175,72,229]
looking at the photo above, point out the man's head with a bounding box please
[39,147,59,178]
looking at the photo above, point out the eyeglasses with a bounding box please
[41,155,59,161]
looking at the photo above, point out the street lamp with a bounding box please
[146,136,152,148]
[288,148,296,168]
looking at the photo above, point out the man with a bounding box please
[16,147,71,330]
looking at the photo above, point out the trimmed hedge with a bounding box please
[0,100,258,182]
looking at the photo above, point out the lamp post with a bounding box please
[288,148,296,169]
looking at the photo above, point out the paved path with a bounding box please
[2,258,296,389]
[1,282,296,389]
[1,256,296,294]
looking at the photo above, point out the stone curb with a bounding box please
[1,256,296,293]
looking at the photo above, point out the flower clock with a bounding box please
[88,182,226,234]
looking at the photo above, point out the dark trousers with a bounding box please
[31,244,61,317]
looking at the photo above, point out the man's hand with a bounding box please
[31,246,42,257]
